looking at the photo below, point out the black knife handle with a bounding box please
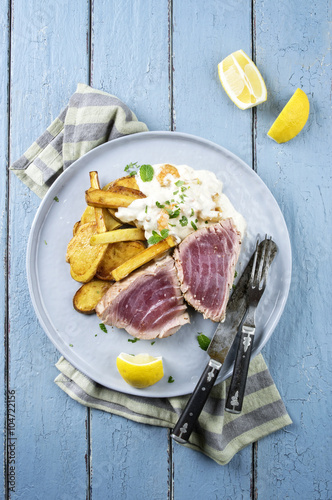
[225,328,255,414]
[171,359,222,444]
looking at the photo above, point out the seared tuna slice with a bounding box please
[96,256,189,339]
[173,219,241,322]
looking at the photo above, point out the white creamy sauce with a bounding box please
[116,163,246,243]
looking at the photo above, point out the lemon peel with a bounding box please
[267,88,309,143]
[218,50,267,110]
[116,352,164,389]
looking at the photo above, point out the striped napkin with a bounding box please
[10,83,292,465]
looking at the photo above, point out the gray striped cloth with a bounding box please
[10,83,291,465]
[10,83,148,198]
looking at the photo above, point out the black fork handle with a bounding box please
[172,359,222,443]
[225,326,255,414]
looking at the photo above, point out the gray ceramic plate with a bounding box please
[27,131,291,397]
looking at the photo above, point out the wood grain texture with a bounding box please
[0,2,9,498]
[172,0,253,162]
[8,1,90,498]
[254,0,332,498]
[90,412,170,500]
[172,1,253,497]
[91,0,170,132]
[89,1,170,498]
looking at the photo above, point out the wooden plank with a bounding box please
[254,1,332,498]
[172,0,253,159]
[1,1,9,497]
[172,0,253,497]
[91,0,169,132]
[8,1,90,498]
[89,1,170,498]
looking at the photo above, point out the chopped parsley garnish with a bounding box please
[190,208,194,217]
[232,284,236,290]
[175,180,185,187]
[69,343,73,347]
[145,205,148,214]
[181,186,187,192]
[179,215,188,227]
[124,161,139,176]
[53,196,59,202]
[179,194,187,202]
[140,164,154,182]
[156,201,165,209]
[44,240,47,245]
[151,341,156,345]
[205,220,208,224]
[168,376,175,383]
[95,334,97,337]
[197,333,211,351]
[234,270,238,278]
[148,229,169,245]
[99,323,108,333]
[167,207,181,219]
[169,223,176,227]
[173,190,179,195]
[128,338,139,343]
[191,221,198,231]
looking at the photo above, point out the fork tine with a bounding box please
[256,234,268,285]
[260,236,273,286]
[250,239,259,285]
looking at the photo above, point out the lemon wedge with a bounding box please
[218,50,267,110]
[116,352,164,389]
[267,88,309,143]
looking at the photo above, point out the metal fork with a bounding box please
[225,235,274,414]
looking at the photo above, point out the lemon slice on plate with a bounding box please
[116,352,164,389]
[267,88,309,143]
[218,49,267,110]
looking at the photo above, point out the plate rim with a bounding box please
[26,130,292,397]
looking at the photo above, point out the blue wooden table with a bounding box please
[1,1,331,498]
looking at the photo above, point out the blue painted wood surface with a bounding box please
[1,1,331,499]
[255,2,332,498]
[6,1,89,499]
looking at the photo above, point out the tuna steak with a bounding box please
[96,256,190,339]
[173,219,241,322]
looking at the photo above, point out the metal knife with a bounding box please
[171,238,278,444]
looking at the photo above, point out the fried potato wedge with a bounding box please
[105,184,145,197]
[96,241,145,280]
[85,188,145,209]
[90,228,145,246]
[111,236,176,281]
[102,177,142,226]
[80,201,121,231]
[89,171,107,233]
[73,221,81,236]
[81,205,96,224]
[73,279,112,314]
[103,175,139,191]
[102,208,122,231]
[67,223,108,283]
